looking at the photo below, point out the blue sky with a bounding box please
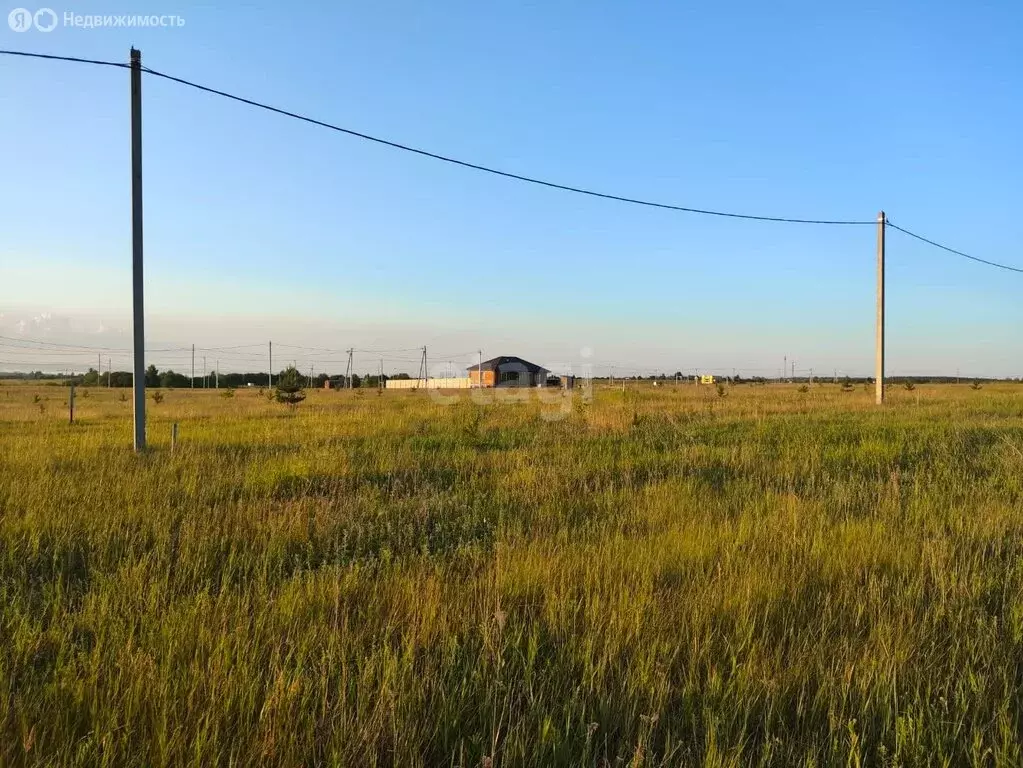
[1,0,1021,377]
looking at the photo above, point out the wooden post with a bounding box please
[130,47,146,450]
[171,422,178,453]
[69,383,75,424]
[876,210,886,405]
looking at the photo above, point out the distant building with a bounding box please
[468,356,548,388]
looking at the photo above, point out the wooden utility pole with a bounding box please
[876,210,886,405]
[130,47,146,451]
[268,341,272,388]
[69,383,75,424]
[191,344,195,389]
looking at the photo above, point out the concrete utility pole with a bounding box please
[203,355,207,388]
[784,356,787,383]
[791,361,796,381]
[108,357,112,388]
[269,341,273,388]
[130,47,146,451]
[876,210,886,405]
[478,350,483,388]
[216,360,219,389]
[191,344,195,389]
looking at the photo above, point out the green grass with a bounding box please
[1,381,1022,766]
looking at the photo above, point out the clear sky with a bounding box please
[1,0,1021,378]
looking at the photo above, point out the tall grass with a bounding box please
[1,381,1022,766]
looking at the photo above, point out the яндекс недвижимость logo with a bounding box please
[8,7,58,31]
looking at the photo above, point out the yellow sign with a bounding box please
[699,375,715,385]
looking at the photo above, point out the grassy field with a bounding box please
[1,380,1022,766]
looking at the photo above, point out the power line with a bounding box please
[5,48,1019,275]
[134,64,873,225]
[195,343,268,352]
[0,335,188,352]
[886,221,1023,274]
[0,49,128,69]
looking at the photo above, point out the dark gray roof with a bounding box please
[467,356,546,373]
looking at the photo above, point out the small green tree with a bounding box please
[903,380,916,391]
[274,366,306,406]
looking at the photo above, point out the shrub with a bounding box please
[904,381,916,391]
[274,366,306,407]
[152,391,164,404]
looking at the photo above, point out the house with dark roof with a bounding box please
[467,356,548,388]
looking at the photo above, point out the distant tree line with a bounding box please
[18,365,413,388]
[3,366,1020,387]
